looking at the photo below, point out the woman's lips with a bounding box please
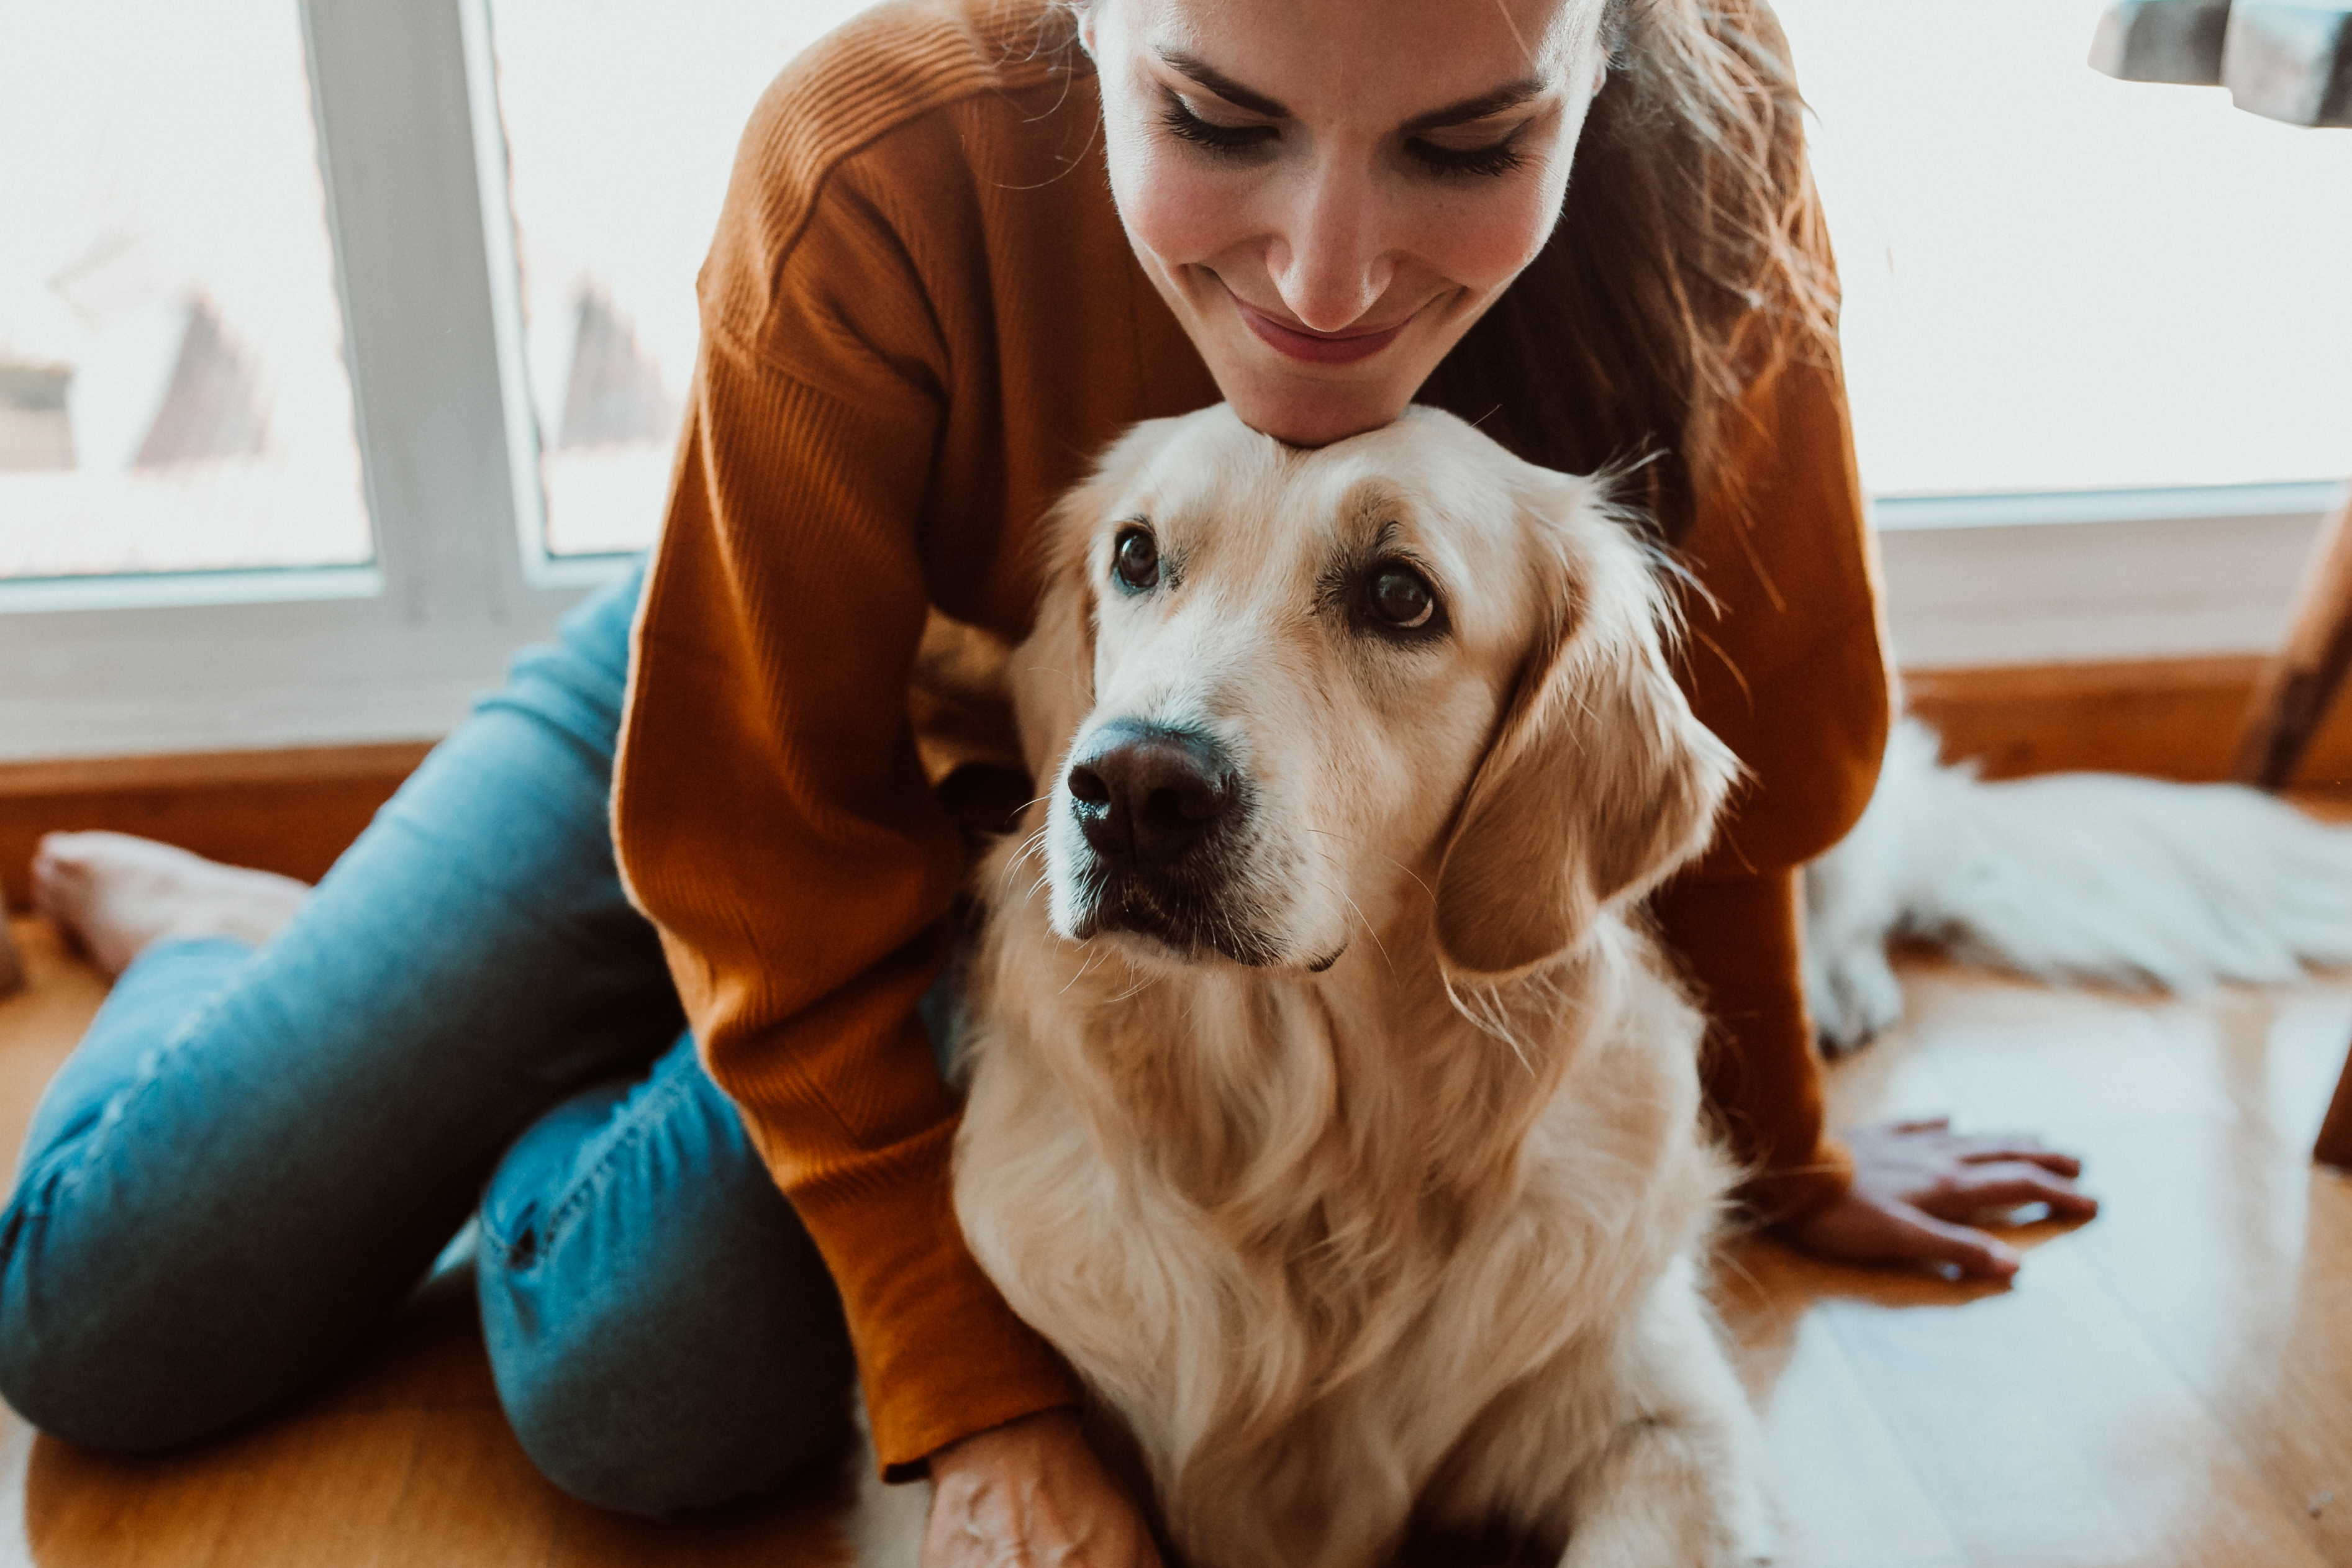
[1233,297,1411,366]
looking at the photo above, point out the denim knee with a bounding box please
[0,1185,228,1454]
[0,941,353,1454]
[0,1156,330,1454]
[478,1049,855,1515]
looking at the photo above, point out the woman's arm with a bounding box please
[619,331,1078,1471]
[612,61,1090,1472]
[1666,339,2094,1272]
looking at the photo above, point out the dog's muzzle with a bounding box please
[1063,719,1268,962]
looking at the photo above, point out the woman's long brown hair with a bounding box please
[1416,0,1841,544]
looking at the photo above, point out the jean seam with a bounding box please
[18,956,250,1223]
[524,1053,702,1267]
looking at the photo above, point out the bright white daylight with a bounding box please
[0,0,2346,583]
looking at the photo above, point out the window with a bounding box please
[475,0,868,561]
[0,1,368,582]
[4,0,2347,762]
[1,1,593,761]
[1778,0,2352,523]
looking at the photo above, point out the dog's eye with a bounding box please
[1369,564,1437,630]
[1112,525,1161,593]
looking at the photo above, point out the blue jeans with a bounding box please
[0,567,858,1516]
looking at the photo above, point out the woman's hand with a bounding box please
[924,1409,1164,1567]
[1778,1117,2099,1280]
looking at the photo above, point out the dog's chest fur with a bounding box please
[951,829,1725,1568]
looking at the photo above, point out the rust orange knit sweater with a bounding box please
[613,0,1891,1474]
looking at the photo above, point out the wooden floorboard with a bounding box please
[3,913,2350,1566]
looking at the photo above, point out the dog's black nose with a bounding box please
[1067,722,1236,866]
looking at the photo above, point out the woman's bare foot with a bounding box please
[31,832,312,978]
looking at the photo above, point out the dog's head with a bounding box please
[1013,404,1738,983]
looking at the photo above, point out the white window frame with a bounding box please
[0,0,630,765]
[0,0,2341,763]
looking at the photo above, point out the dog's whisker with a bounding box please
[994,827,1054,899]
[1059,941,1110,997]
[1328,882,1393,976]
[1104,963,1162,1005]
[1300,825,1438,908]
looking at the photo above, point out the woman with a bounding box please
[4,0,2094,1559]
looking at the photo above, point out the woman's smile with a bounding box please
[1227,286,1423,366]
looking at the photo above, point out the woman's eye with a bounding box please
[1157,93,1278,158]
[1405,133,1528,180]
[1113,525,1161,592]
[1369,564,1437,630]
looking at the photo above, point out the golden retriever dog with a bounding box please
[860,404,1769,1567]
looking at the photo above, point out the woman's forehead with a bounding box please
[1117,0,1602,109]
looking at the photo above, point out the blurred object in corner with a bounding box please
[2092,0,2352,125]
[2224,2,2352,127]
[2089,0,2232,84]
[1774,0,2352,502]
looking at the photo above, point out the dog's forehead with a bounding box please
[1114,409,1534,576]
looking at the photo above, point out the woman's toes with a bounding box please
[27,832,312,978]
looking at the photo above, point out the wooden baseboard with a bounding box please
[4,653,2350,912]
[0,742,436,912]
[1908,655,2352,787]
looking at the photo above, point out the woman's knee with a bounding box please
[476,1056,856,1515]
[0,1194,249,1453]
[488,1295,855,1516]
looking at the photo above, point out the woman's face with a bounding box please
[1084,0,1608,448]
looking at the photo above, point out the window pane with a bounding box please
[483,0,871,559]
[0,1,370,580]
[1778,0,2352,498]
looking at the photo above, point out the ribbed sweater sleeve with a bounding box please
[1664,337,1894,1223]
[612,22,1086,1472]
[619,340,1075,1472]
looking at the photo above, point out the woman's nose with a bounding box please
[1263,160,1397,333]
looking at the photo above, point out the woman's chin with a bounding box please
[1224,381,1413,450]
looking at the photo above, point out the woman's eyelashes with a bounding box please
[1407,130,1530,179]
[1157,93,1276,158]
[1153,89,1530,179]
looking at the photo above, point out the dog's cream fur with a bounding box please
[1804,717,2352,1054]
[872,405,1770,1567]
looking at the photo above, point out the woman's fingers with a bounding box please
[1782,1187,2025,1279]
[1915,1165,2100,1221]
[1791,1118,2104,1281]
[1890,1210,2025,1280]
[1900,1213,2032,1279]
[1951,1136,2084,1179]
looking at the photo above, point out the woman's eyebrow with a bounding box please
[1158,50,1290,118]
[1155,50,1546,134]
[1399,79,1547,134]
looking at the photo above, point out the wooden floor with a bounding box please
[1,912,2347,1567]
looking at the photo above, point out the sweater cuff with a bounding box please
[1734,1127,1854,1226]
[789,1115,1081,1476]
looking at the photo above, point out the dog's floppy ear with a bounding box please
[1010,421,1170,781]
[1009,493,1099,784]
[1433,479,1740,981]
